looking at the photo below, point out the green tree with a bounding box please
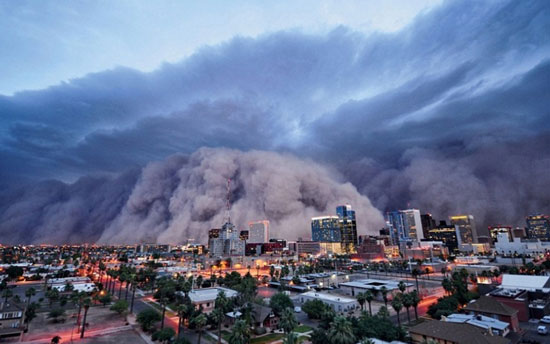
[24,302,39,331]
[152,327,175,344]
[356,292,366,311]
[327,316,356,344]
[45,289,59,306]
[48,308,65,323]
[269,292,293,316]
[110,300,129,315]
[397,281,406,293]
[302,299,327,319]
[25,287,36,307]
[80,298,91,338]
[191,313,207,344]
[402,293,412,324]
[391,296,403,327]
[365,290,374,316]
[228,319,250,344]
[283,332,299,344]
[2,288,13,303]
[380,286,388,307]
[213,291,229,344]
[137,309,162,332]
[410,290,420,320]
[280,308,298,334]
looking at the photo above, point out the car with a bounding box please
[294,306,301,313]
[537,325,548,335]
[541,316,550,324]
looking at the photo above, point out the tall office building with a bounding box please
[337,205,358,253]
[248,220,269,243]
[311,216,342,254]
[385,209,424,245]
[428,221,458,252]
[488,226,512,244]
[421,214,437,239]
[526,214,550,241]
[450,215,477,245]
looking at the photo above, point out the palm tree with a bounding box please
[402,293,412,324]
[327,316,356,344]
[80,298,91,338]
[25,287,36,306]
[192,313,207,344]
[283,332,299,344]
[213,291,228,343]
[442,278,453,296]
[411,268,421,291]
[280,308,298,334]
[365,290,374,316]
[228,319,250,344]
[410,290,420,321]
[380,286,388,307]
[356,292,366,311]
[2,288,13,303]
[391,296,403,327]
[398,281,406,293]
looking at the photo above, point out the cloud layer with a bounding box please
[1,0,550,242]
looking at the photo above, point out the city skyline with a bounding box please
[1,0,550,244]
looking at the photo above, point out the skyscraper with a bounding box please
[385,209,424,245]
[337,205,358,253]
[428,221,458,252]
[248,220,269,243]
[526,214,550,241]
[421,213,436,239]
[311,216,342,254]
[450,215,477,245]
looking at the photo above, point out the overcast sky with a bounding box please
[0,0,549,243]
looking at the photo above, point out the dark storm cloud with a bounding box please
[0,0,549,243]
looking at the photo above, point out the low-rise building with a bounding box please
[297,291,358,314]
[339,278,413,300]
[463,296,520,332]
[444,313,510,337]
[184,287,238,313]
[0,301,24,339]
[409,320,509,344]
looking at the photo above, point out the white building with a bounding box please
[401,209,424,241]
[184,287,238,313]
[248,220,269,243]
[500,274,550,293]
[339,278,413,300]
[444,313,509,337]
[297,291,359,313]
[494,232,550,256]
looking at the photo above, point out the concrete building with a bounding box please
[463,296,520,332]
[297,291,359,314]
[248,220,269,243]
[451,214,478,244]
[185,287,238,313]
[489,226,512,244]
[526,214,550,241]
[444,313,510,337]
[0,301,24,339]
[386,209,424,245]
[409,320,509,344]
[494,232,550,256]
[339,278,413,300]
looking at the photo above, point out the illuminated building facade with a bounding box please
[450,215,477,245]
[337,205,358,253]
[385,209,424,245]
[421,213,436,239]
[428,221,458,252]
[312,216,341,242]
[526,214,550,241]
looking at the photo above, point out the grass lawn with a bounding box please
[250,333,285,344]
[293,325,312,333]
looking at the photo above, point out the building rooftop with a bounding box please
[299,291,357,304]
[445,313,509,331]
[409,320,509,344]
[186,287,238,303]
[464,296,518,316]
[340,278,413,291]
[500,274,550,292]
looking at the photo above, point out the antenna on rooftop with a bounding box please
[225,178,231,224]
